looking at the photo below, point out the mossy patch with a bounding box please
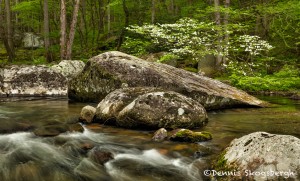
[210,150,241,181]
[170,129,212,142]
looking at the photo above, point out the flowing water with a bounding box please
[0,96,299,181]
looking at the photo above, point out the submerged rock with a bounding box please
[0,120,34,134]
[89,148,114,165]
[68,51,268,109]
[216,132,300,180]
[0,65,67,97]
[95,87,208,129]
[80,105,96,123]
[169,129,212,142]
[34,123,84,137]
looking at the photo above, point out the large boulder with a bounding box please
[0,65,67,97]
[51,60,85,81]
[215,132,300,180]
[68,51,267,109]
[95,87,208,129]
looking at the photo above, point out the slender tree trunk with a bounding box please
[60,0,66,59]
[214,0,223,67]
[43,0,52,62]
[5,0,15,62]
[65,0,81,60]
[223,0,230,64]
[151,0,155,24]
[117,0,129,50]
[107,0,111,35]
[81,0,88,47]
[0,0,10,55]
[170,0,174,15]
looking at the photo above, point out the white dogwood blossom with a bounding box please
[126,18,273,64]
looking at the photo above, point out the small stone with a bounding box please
[68,123,84,133]
[33,124,68,137]
[80,105,96,123]
[89,148,114,165]
[152,128,168,142]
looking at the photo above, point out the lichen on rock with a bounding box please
[68,51,268,109]
[95,87,208,129]
[214,132,300,181]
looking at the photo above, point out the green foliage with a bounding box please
[122,37,152,56]
[33,56,47,65]
[273,65,299,78]
[12,0,42,28]
[158,53,180,63]
[229,65,300,91]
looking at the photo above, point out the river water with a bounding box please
[0,96,299,181]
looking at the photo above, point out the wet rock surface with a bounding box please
[33,123,84,137]
[69,51,268,109]
[95,87,208,129]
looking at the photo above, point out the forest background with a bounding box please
[0,0,299,93]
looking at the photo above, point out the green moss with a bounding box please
[172,129,212,142]
[213,151,228,171]
[210,150,240,181]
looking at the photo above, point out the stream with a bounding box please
[0,96,299,181]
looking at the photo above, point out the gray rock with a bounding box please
[51,60,85,81]
[68,51,268,109]
[22,32,44,48]
[152,128,168,142]
[96,87,208,129]
[0,65,67,97]
[222,132,300,180]
[80,105,96,123]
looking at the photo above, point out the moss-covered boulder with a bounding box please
[169,129,212,142]
[213,132,300,180]
[68,51,268,109]
[95,87,208,129]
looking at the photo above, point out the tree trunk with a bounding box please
[65,0,81,60]
[223,0,230,64]
[43,0,52,62]
[0,0,10,56]
[5,0,15,62]
[107,0,111,35]
[151,0,155,24]
[214,0,222,67]
[60,0,66,59]
[170,0,174,15]
[117,0,129,50]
